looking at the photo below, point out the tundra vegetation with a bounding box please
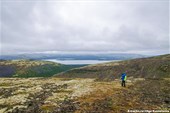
[0,54,169,113]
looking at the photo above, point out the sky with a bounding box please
[0,0,169,55]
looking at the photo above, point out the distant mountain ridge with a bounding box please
[55,54,170,80]
[0,53,145,60]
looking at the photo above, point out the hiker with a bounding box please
[121,73,127,87]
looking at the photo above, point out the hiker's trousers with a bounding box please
[122,80,126,87]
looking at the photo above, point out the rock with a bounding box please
[164,99,169,104]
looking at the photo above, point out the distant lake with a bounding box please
[43,59,120,65]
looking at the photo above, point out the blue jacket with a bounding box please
[121,73,127,81]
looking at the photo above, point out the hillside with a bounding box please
[0,78,169,113]
[55,54,170,80]
[0,60,84,78]
[0,55,169,112]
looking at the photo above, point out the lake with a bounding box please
[43,59,120,65]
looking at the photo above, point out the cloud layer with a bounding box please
[1,0,169,55]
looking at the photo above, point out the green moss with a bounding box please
[40,104,56,111]
[55,89,73,93]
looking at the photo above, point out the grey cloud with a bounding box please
[1,0,169,55]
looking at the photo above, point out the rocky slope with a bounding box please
[55,54,170,81]
[0,54,169,113]
[0,78,169,113]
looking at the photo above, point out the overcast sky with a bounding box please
[0,0,169,55]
